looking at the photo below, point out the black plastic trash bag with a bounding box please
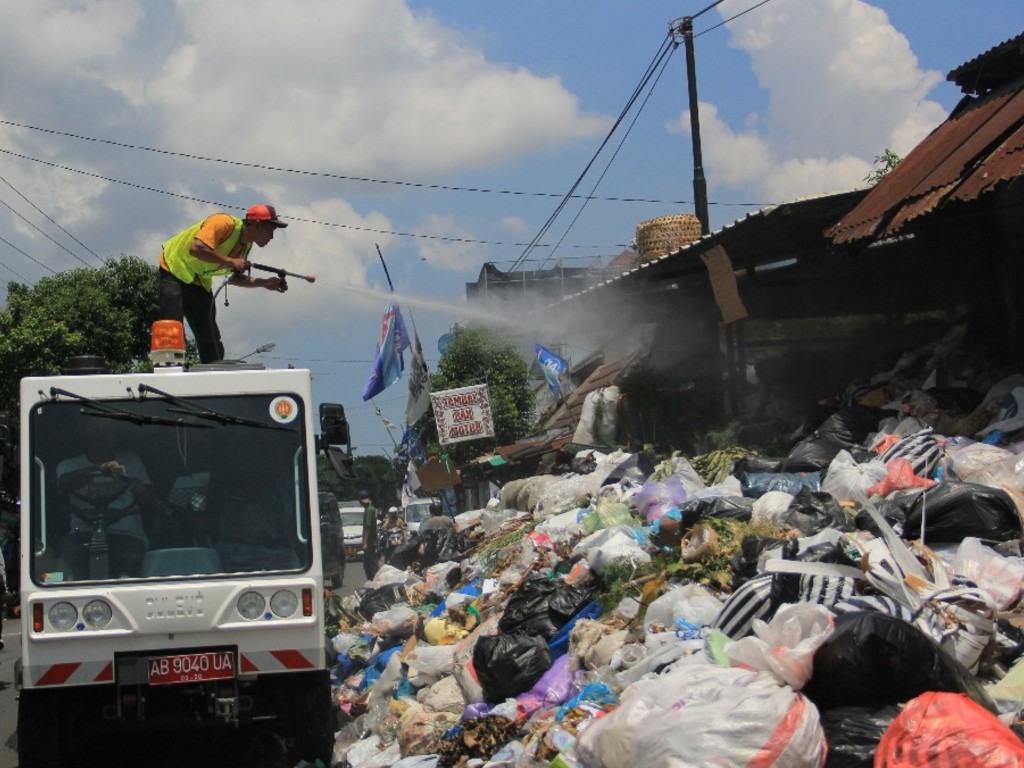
[777,487,854,535]
[473,632,552,703]
[802,611,994,712]
[677,494,754,526]
[358,584,408,620]
[497,575,594,639]
[782,435,847,472]
[732,455,784,475]
[782,406,885,472]
[729,534,784,588]
[819,705,901,768]
[902,481,1022,543]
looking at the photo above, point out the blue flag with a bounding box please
[362,303,411,400]
[536,344,568,398]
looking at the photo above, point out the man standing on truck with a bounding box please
[358,490,379,581]
[158,204,288,363]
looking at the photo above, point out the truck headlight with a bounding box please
[270,590,298,618]
[82,600,113,628]
[48,601,79,630]
[236,591,266,620]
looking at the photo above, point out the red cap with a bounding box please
[245,204,288,228]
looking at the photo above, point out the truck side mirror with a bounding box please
[319,403,350,450]
[319,403,355,481]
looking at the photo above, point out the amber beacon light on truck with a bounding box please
[149,319,186,366]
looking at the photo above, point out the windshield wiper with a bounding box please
[138,383,294,432]
[49,387,212,428]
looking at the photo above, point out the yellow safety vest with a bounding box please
[161,215,251,292]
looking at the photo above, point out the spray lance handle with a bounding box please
[245,260,317,293]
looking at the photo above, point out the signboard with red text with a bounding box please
[431,384,495,445]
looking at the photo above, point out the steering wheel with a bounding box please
[59,466,138,528]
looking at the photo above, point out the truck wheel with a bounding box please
[17,688,66,768]
[292,670,334,764]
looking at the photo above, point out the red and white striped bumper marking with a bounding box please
[31,648,317,687]
[34,660,113,687]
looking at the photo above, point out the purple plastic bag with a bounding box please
[635,477,688,525]
[516,654,575,716]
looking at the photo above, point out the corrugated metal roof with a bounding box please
[551,189,865,305]
[827,81,1024,244]
[948,32,1024,95]
[828,37,1024,246]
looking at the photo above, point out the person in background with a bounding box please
[157,204,288,363]
[378,506,407,564]
[419,498,454,533]
[358,490,379,581]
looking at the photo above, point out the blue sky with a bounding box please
[0,0,1020,457]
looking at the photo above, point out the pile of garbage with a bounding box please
[324,337,1024,767]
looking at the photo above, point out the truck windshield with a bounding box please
[27,393,311,585]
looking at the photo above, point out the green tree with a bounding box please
[428,326,535,461]
[864,148,902,185]
[0,256,159,499]
[0,255,159,415]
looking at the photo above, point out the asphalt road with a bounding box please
[0,559,367,768]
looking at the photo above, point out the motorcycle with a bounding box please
[379,525,409,565]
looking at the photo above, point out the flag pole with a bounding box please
[375,243,395,293]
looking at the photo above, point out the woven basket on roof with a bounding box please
[635,213,703,262]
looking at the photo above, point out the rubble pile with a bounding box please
[324,329,1024,768]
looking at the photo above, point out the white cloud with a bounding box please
[0,1,144,80]
[144,0,610,177]
[669,0,950,202]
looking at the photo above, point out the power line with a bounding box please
[539,35,678,270]
[0,232,58,275]
[0,118,752,208]
[0,257,30,282]
[0,146,642,251]
[697,0,778,36]
[0,187,100,268]
[0,173,103,266]
[509,33,678,272]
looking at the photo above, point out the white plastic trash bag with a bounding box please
[644,583,724,633]
[572,525,650,574]
[578,662,826,768]
[725,602,834,690]
[822,450,888,502]
[405,643,457,687]
[952,536,1024,611]
[751,491,794,526]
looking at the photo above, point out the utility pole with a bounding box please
[672,16,710,236]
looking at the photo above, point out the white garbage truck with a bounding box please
[14,322,353,766]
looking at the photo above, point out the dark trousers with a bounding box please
[362,548,379,581]
[158,268,224,363]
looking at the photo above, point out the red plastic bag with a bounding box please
[866,457,935,498]
[875,692,1024,767]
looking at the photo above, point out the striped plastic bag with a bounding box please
[843,504,997,673]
